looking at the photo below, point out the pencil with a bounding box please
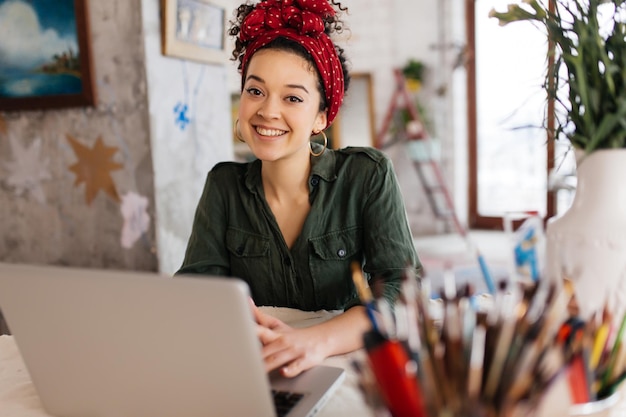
[590,320,610,370]
[601,311,626,391]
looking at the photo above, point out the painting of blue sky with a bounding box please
[0,0,83,98]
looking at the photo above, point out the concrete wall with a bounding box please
[0,0,158,270]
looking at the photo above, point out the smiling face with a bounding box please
[238,48,328,164]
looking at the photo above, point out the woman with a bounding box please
[177,0,420,378]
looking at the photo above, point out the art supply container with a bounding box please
[569,390,621,417]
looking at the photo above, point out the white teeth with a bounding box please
[256,127,286,136]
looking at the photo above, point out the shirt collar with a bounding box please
[243,147,338,193]
[244,159,262,194]
[310,146,338,183]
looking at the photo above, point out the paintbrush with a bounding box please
[351,261,380,333]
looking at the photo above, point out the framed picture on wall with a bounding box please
[0,0,97,112]
[332,73,376,149]
[161,0,229,65]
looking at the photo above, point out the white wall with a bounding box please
[142,0,234,275]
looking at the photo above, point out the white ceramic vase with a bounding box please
[546,149,626,320]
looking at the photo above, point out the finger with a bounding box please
[255,309,285,330]
[281,350,321,378]
[264,348,297,373]
[249,298,263,324]
[256,325,280,346]
[281,359,306,378]
[265,316,285,330]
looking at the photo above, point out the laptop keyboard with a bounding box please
[272,389,304,417]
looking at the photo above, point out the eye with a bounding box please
[286,96,303,103]
[245,87,263,96]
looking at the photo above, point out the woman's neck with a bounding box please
[261,153,311,203]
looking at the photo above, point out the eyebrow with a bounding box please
[245,74,310,94]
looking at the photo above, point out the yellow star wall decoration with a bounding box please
[67,134,123,205]
[0,114,7,135]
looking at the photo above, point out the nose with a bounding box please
[257,97,280,119]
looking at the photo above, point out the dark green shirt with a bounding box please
[177,146,421,311]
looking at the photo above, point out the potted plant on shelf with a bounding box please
[489,1,626,323]
[402,59,425,92]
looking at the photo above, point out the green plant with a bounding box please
[490,0,626,153]
[402,59,425,81]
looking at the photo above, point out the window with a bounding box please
[466,0,558,229]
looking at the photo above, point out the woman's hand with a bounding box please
[257,323,331,377]
[249,300,372,378]
[251,302,323,376]
[250,299,289,332]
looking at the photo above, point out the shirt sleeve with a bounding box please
[358,154,422,307]
[175,170,231,277]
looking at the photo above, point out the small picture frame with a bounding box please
[161,0,230,65]
[0,0,96,112]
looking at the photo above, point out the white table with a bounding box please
[0,308,374,417]
[3,307,626,417]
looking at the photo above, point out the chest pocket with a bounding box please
[308,226,363,309]
[226,229,272,292]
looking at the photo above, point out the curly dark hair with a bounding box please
[228,0,351,112]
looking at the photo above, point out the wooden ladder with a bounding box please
[376,68,465,236]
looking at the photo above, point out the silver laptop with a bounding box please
[0,262,345,417]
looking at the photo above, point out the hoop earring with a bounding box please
[233,119,245,143]
[310,130,328,157]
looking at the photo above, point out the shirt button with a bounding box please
[236,246,244,255]
[310,176,320,187]
[284,257,292,267]
[337,249,346,257]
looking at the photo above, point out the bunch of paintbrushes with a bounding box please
[351,262,583,417]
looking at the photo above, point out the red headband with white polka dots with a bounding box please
[239,0,344,128]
